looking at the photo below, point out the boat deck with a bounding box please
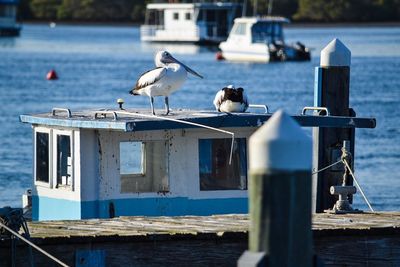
[26,212,400,239]
[1,212,400,266]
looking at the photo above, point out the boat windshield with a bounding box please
[251,22,284,44]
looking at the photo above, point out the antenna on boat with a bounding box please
[113,110,236,165]
[242,0,247,17]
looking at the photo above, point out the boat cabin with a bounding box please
[140,2,242,44]
[20,106,376,221]
[219,16,310,62]
[0,0,21,36]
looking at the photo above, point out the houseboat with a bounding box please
[0,0,21,36]
[19,104,376,221]
[140,2,242,44]
[219,16,310,62]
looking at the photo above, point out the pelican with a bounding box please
[129,51,203,115]
[213,85,249,113]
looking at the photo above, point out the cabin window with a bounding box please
[199,138,247,191]
[232,23,247,35]
[173,12,179,20]
[55,134,72,188]
[120,142,144,175]
[185,12,191,20]
[120,140,169,193]
[35,132,50,183]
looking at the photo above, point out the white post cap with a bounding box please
[249,110,312,172]
[320,38,351,67]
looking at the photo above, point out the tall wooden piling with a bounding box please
[238,110,312,267]
[312,39,355,213]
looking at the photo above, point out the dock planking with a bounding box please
[2,212,400,266]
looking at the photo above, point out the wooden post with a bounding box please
[312,38,355,213]
[238,110,312,267]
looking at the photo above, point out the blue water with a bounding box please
[0,24,399,211]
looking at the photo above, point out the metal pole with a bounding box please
[238,110,313,267]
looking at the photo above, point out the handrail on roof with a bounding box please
[52,108,72,118]
[93,111,118,121]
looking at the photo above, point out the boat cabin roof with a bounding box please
[146,2,240,10]
[19,108,376,132]
[234,16,290,25]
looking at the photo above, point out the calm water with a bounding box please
[0,24,399,211]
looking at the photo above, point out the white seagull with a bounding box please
[213,85,249,113]
[130,51,203,115]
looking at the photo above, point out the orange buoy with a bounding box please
[46,69,58,80]
[215,51,225,61]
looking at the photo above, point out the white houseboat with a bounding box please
[219,16,310,62]
[19,105,375,221]
[0,0,21,36]
[140,2,242,44]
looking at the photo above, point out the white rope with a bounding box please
[0,221,70,267]
[113,110,236,164]
[342,159,374,212]
[312,159,343,175]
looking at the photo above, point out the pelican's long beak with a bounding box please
[169,56,203,79]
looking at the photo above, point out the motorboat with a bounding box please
[218,16,310,62]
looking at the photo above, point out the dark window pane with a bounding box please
[36,132,49,183]
[57,135,71,186]
[199,138,247,190]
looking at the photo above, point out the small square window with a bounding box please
[173,12,179,20]
[185,12,191,20]
[120,142,144,175]
[199,138,247,191]
[120,141,169,193]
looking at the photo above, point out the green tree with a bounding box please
[30,0,62,20]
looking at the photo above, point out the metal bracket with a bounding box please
[301,107,330,116]
[52,108,72,118]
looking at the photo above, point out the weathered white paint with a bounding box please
[249,110,312,172]
[320,38,351,67]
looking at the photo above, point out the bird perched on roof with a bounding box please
[129,50,203,115]
[213,85,249,113]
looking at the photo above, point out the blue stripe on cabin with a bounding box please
[314,67,323,107]
[33,196,248,221]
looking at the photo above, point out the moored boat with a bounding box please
[140,2,242,45]
[0,0,21,37]
[219,16,310,62]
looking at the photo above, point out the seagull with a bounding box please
[129,51,203,115]
[213,85,249,113]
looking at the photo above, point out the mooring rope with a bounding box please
[0,221,70,267]
[342,159,374,212]
[311,159,343,175]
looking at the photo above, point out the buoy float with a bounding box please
[46,69,58,80]
[215,51,225,61]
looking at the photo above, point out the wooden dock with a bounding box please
[1,212,400,266]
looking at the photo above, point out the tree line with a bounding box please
[18,0,400,23]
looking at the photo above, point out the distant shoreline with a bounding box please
[20,20,400,28]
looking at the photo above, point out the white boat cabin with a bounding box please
[219,16,310,62]
[20,106,376,221]
[20,108,262,221]
[140,2,242,44]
